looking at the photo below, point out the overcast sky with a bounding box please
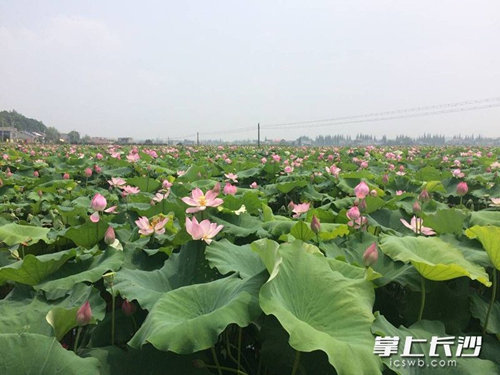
[1,0,499,141]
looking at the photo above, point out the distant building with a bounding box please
[90,137,113,145]
[118,137,133,144]
[0,127,41,142]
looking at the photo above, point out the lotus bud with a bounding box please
[310,215,321,234]
[212,182,221,194]
[33,171,39,177]
[346,206,361,221]
[104,226,115,245]
[91,193,107,211]
[38,190,43,198]
[121,299,136,316]
[354,181,370,199]
[382,174,389,184]
[63,173,70,179]
[418,189,430,202]
[457,181,468,196]
[192,359,206,369]
[76,301,92,326]
[363,242,378,267]
[358,198,367,212]
[84,168,93,177]
[370,189,377,197]
[412,201,421,213]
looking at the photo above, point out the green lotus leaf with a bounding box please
[0,284,105,335]
[258,240,382,375]
[0,223,51,246]
[35,249,124,293]
[128,273,265,353]
[114,241,217,310]
[465,225,500,270]
[0,333,101,375]
[205,239,265,278]
[379,235,491,286]
[290,220,315,241]
[422,208,468,235]
[470,293,500,334]
[0,249,76,286]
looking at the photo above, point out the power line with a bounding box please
[261,97,500,129]
[263,102,500,131]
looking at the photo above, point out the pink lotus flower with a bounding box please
[89,193,116,222]
[108,177,126,188]
[122,185,140,196]
[76,301,92,326]
[152,190,170,202]
[224,173,238,182]
[354,181,370,199]
[292,202,310,218]
[162,180,173,189]
[96,153,103,160]
[490,198,500,207]
[325,165,341,177]
[452,169,465,178]
[284,166,294,174]
[182,187,223,213]
[400,216,436,236]
[363,243,378,267]
[127,153,140,163]
[250,181,258,189]
[457,182,468,196]
[135,216,169,236]
[396,190,404,196]
[84,168,93,177]
[223,182,237,195]
[185,217,223,244]
[261,157,267,164]
[91,193,107,211]
[63,173,70,180]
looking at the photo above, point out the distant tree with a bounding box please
[144,139,153,145]
[45,127,60,143]
[68,130,80,144]
[81,135,91,144]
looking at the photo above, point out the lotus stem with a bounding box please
[483,269,498,335]
[111,284,116,345]
[237,326,242,372]
[211,346,223,375]
[74,326,82,353]
[418,276,426,321]
[291,350,301,375]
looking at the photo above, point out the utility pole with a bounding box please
[197,132,199,146]
[257,123,260,147]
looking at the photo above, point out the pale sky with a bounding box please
[1,0,499,141]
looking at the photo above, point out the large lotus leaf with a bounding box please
[0,223,51,246]
[465,225,500,270]
[421,208,467,235]
[470,293,500,334]
[0,249,77,286]
[128,273,265,353]
[0,333,101,375]
[258,241,382,375]
[126,176,160,192]
[209,212,267,238]
[82,346,211,375]
[114,241,217,310]
[290,220,315,241]
[64,217,112,248]
[0,284,105,335]
[379,235,491,286]
[371,312,499,375]
[469,211,500,226]
[205,239,265,278]
[35,249,124,293]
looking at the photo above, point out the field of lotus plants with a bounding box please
[0,143,499,375]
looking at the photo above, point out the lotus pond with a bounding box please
[0,144,499,375]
